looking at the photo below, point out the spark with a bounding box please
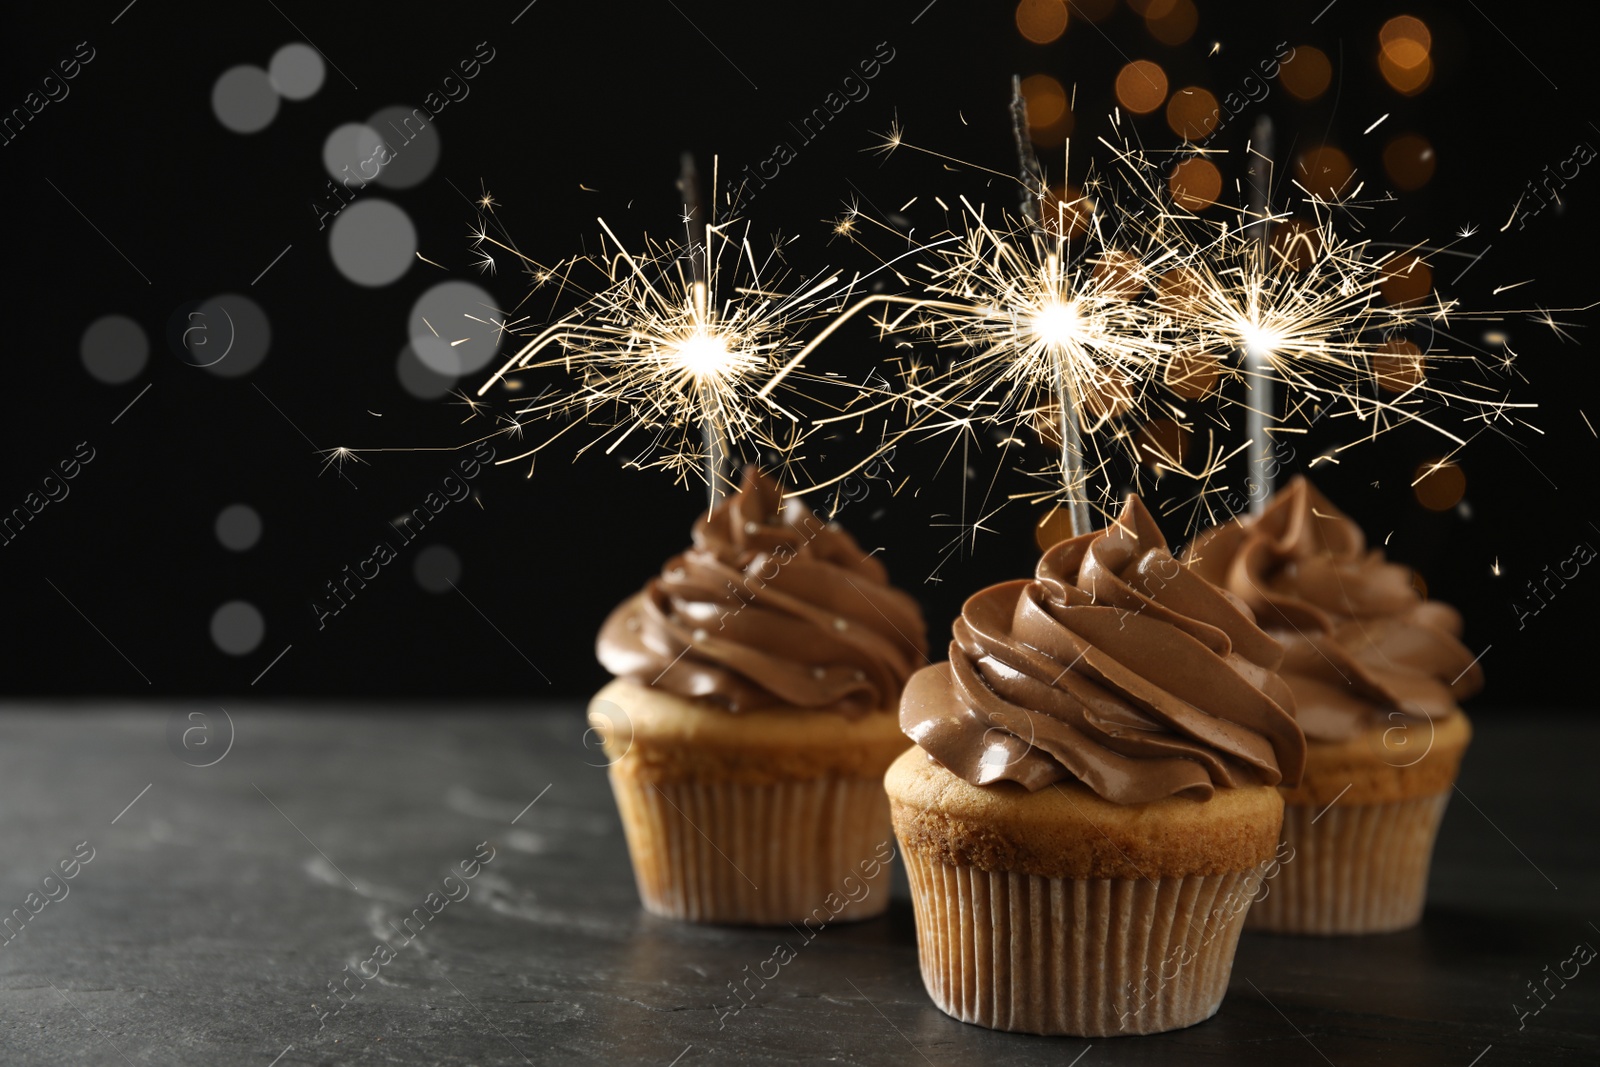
[1492,343,1519,374]
[329,116,1557,529]
[1583,409,1596,437]
[496,414,526,441]
[318,446,369,476]
[870,115,905,158]
[808,120,1543,525]
[450,389,490,422]
[1142,153,1544,477]
[831,207,860,240]
[1500,197,1523,232]
[1531,305,1578,344]
[463,214,868,491]
[1457,222,1478,238]
[1363,113,1390,134]
[789,146,1184,518]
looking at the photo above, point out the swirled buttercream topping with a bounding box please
[1181,476,1484,741]
[598,466,926,714]
[900,495,1305,803]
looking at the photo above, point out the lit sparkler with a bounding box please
[777,115,1183,529]
[1146,176,1525,478]
[322,175,902,501]
[322,111,1556,542]
[890,195,1174,521]
[808,107,1545,535]
[1106,120,1565,534]
[464,178,866,499]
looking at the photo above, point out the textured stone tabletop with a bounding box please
[0,706,1594,1065]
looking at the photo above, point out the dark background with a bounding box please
[2,0,1590,706]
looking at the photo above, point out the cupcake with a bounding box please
[590,466,927,924]
[1181,476,1484,934]
[886,495,1305,1036]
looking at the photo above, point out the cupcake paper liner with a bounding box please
[1245,791,1451,935]
[1241,793,1459,934]
[608,771,894,924]
[899,846,1260,1036]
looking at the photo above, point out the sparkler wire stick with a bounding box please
[678,152,727,510]
[1245,115,1275,513]
[1011,75,1093,536]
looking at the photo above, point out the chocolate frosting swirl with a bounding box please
[900,495,1305,804]
[597,467,927,714]
[1181,476,1484,741]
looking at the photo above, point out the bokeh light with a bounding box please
[1144,0,1198,46]
[211,601,265,656]
[1166,86,1219,141]
[1279,45,1332,101]
[1381,253,1433,306]
[215,504,263,552]
[409,281,502,376]
[180,293,273,378]
[1022,73,1073,145]
[1093,250,1145,298]
[329,200,416,287]
[268,43,324,100]
[323,122,384,183]
[1380,16,1432,69]
[1115,60,1169,114]
[80,315,148,385]
[1134,418,1190,472]
[211,66,278,134]
[367,105,441,189]
[1163,348,1221,399]
[1378,17,1434,96]
[1168,157,1222,211]
[1383,133,1436,191]
[397,343,457,400]
[1296,145,1353,200]
[1380,52,1434,94]
[1021,73,1068,127]
[1155,265,1200,304]
[1041,184,1093,239]
[1414,459,1465,511]
[414,545,463,593]
[1373,338,1426,393]
[1015,0,1068,44]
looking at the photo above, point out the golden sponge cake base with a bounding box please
[1249,712,1470,935]
[590,679,908,924]
[885,746,1284,1036]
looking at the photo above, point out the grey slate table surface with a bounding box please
[0,706,1594,1066]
